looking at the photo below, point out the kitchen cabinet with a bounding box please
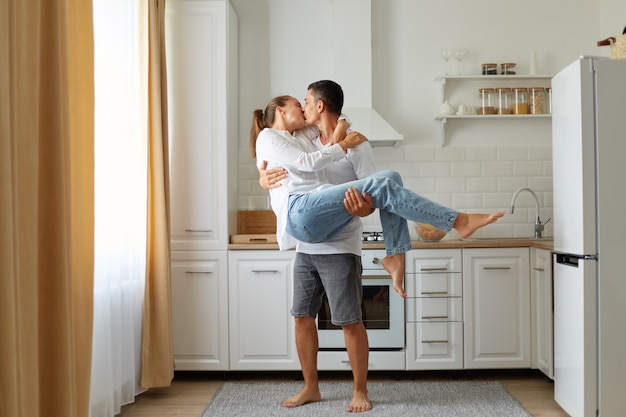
[434,75,551,146]
[228,250,299,370]
[171,251,229,370]
[463,247,531,369]
[166,0,238,370]
[531,247,554,379]
[166,0,238,252]
[405,249,463,370]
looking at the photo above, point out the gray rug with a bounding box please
[199,381,531,417]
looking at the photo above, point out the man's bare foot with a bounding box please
[453,211,505,238]
[347,390,372,412]
[282,386,321,408]
[382,253,406,298]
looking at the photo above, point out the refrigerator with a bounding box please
[552,56,626,417]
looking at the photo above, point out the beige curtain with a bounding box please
[141,0,174,388]
[0,1,94,417]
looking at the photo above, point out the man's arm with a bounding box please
[258,160,287,189]
[344,187,375,217]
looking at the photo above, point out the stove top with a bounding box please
[362,231,384,242]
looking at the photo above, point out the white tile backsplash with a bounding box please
[238,144,553,238]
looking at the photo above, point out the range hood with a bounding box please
[332,0,403,147]
[268,0,403,147]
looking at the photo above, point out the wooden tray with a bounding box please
[230,234,277,244]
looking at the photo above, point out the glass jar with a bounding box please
[529,87,546,114]
[496,87,512,115]
[545,87,552,114]
[481,63,498,75]
[501,62,517,75]
[512,87,529,114]
[478,88,496,115]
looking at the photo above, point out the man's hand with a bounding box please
[344,187,375,217]
[259,160,287,190]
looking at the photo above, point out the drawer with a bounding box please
[406,272,462,297]
[406,297,462,322]
[317,350,406,371]
[406,321,463,370]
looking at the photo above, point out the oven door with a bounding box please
[317,275,405,350]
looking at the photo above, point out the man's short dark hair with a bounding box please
[307,80,344,116]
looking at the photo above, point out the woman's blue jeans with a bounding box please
[286,170,458,256]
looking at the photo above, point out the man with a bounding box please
[259,80,376,413]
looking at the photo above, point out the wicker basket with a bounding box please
[597,34,626,59]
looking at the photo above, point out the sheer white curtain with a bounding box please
[90,0,148,416]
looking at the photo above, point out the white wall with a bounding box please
[231,0,626,238]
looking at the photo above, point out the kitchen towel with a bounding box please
[199,380,531,417]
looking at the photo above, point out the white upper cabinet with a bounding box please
[166,0,238,251]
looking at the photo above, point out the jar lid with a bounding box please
[496,87,512,92]
[512,87,528,91]
[478,87,496,92]
[529,87,545,92]
[481,63,497,67]
[501,62,517,67]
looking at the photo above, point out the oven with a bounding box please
[317,249,405,350]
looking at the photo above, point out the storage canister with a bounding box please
[545,87,552,114]
[478,88,496,115]
[481,63,498,75]
[501,62,517,75]
[512,87,528,114]
[496,87,512,114]
[529,87,546,114]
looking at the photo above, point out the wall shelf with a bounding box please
[435,75,553,146]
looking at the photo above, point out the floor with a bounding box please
[116,369,569,417]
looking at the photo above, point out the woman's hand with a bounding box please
[338,131,368,153]
[344,188,375,217]
[258,160,288,190]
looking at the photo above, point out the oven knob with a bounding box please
[372,257,380,264]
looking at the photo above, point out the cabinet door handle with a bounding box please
[421,315,449,319]
[420,267,449,272]
[252,270,279,273]
[483,266,511,270]
[185,229,212,233]
[533,267,545,272]
[185,271,212,274]
[422,340,448,344]
[421,291,449,295]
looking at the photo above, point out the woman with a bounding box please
[251,95,504,297]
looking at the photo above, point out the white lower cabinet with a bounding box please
[405,249,464,370]
[531,247,554,379]
[463,248,531,369]
[171,251,229,370]
[228,250,299,370]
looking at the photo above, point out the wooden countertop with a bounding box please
[228,237,554,251]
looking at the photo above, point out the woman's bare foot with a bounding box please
[282,386,321,408]
[347,390,372,412]
[382,253,406,298]
[453,211,505,238]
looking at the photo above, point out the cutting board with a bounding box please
[237,210,276,234]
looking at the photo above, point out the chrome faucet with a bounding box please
[510,187,550,239]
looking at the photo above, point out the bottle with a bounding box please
[512,87,528,114]
[545,87,552,114]
[529,87,546,114]
[478,88,496,115]
[496,87,512,114]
